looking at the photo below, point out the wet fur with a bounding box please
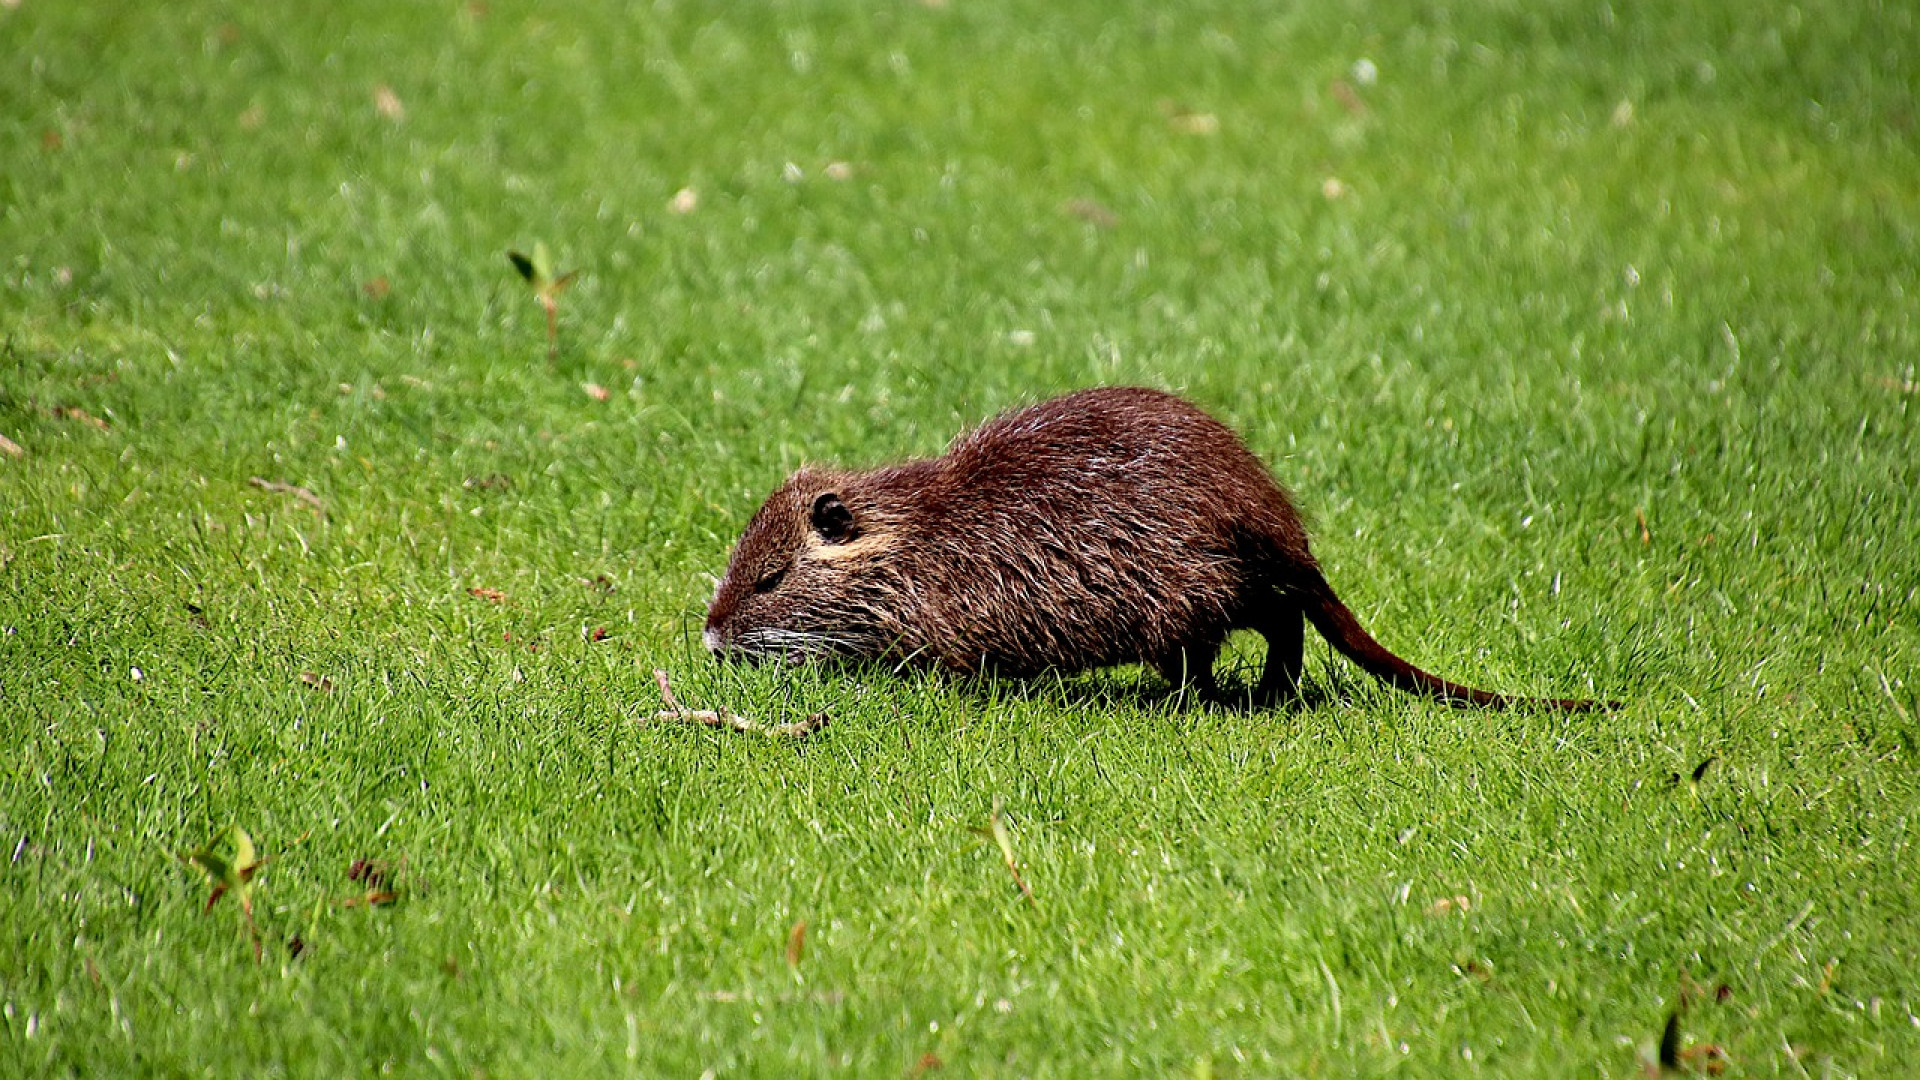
[706,386,1609,711]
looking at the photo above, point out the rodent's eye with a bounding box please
[752,565,788,594]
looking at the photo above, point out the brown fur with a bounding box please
[705,386,1610,711]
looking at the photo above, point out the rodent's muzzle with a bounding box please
[702,624,762,664]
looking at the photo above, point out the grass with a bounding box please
[3,0,1918,1075]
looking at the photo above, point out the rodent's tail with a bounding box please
[1296,567,1613,713]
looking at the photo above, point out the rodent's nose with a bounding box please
[702,627,723,655]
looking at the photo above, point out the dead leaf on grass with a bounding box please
[583,382,611,402]
[910,1052,943,1077]
[343,856,404,907]
[1681,1043,1729,1075]
[345,889,398,910]
[1167,111,1219,135]
[298,671,335,693]
[0,433,23,458]
[786,920,807,967]
[1329,79,1367,115]
[468,586,506,603]
[373,84,405,121]
[362,276,392,300]
[1426,895,1472,916]
[1064,199,1117,228]
[464,473,512,492]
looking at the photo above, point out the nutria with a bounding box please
[704,386,1610,711]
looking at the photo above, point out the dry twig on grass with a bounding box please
[248,477,326,514]
[651,668,829,738]
[56,406,111,431]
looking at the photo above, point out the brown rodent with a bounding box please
[705,386,1610,711]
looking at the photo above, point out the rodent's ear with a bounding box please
[810,492,857,544]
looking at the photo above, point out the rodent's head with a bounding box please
[704,468,901,663]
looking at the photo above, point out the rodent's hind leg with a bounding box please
[1151,642,1221,700]
[1253,600,1305,705]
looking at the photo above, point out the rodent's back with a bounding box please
[860,387,1314,674]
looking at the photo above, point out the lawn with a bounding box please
[3,0,1918,1076]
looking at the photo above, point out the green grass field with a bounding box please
[4,1,1918,1075]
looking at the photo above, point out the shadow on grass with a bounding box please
[661,628,1426,734]
[703,651,1387,719]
